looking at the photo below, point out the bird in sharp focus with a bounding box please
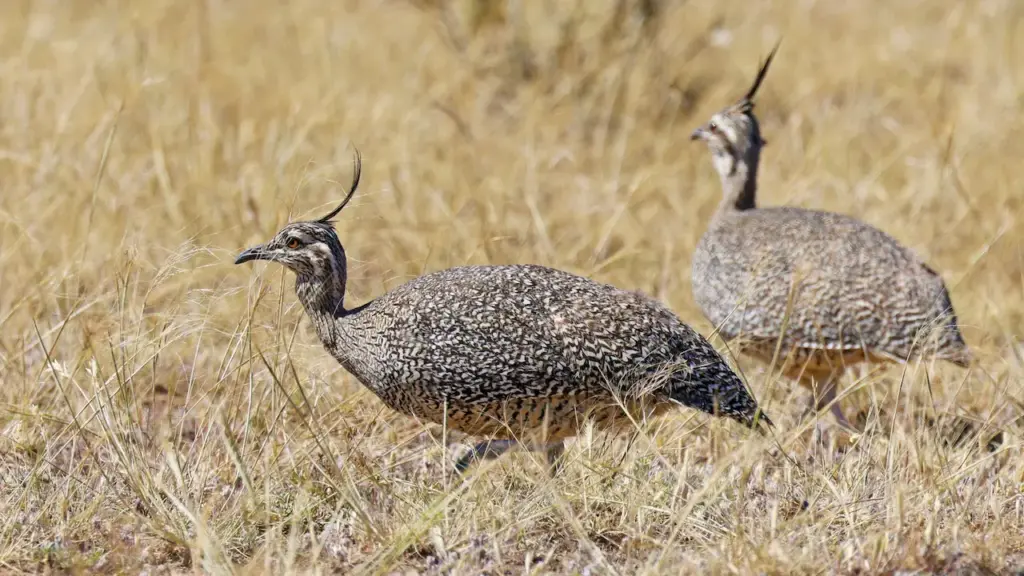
[235,149,770,474]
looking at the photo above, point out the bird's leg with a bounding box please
[814,372,857,433]
[454,439,517,474]
[793,367,830,421]
[544,441,565,476]
[800,368,860,451]
[454,439,566,476]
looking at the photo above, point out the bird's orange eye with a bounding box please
[287,238,301,249]
[708,122,718,132]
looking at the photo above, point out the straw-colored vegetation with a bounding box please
[1,0,1021,573]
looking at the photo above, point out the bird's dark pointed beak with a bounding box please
[234,245,268,265]
[690,127,707,141]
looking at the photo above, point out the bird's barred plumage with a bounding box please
[692,207,970,367]
[236,152,769,465]
[689,44,970,384]
[312,261,766,437]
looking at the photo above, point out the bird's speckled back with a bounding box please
[237,151,769,450]
[332,264,763,427]
[688,46,969,367]
[692,207,968,364]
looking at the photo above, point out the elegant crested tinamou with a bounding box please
[236,151,770,473]
[689,45,970,435]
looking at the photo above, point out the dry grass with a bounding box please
[1,0,1022,573]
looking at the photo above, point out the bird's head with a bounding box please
[234,220,345,279]
[234,149,361,286]
[690,43,778,178]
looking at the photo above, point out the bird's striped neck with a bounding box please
[713,151,759,222]
[294,241,350,348]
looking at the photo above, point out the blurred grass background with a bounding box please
[0,0,1021,573]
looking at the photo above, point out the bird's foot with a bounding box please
[453,439,517,475]
[545,442,565,477]
[453,440,566,477]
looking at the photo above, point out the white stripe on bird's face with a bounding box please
[307,242,335,276]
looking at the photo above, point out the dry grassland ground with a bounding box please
[0,0,1022,574]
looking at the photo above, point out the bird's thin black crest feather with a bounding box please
[741,39,781,105]
[316,147,363,225]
